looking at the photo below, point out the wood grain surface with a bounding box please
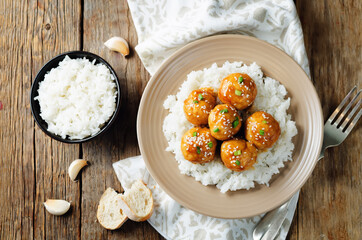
[291,1,361,239]
[0,0,360,239]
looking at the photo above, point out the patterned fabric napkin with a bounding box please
[113,0,310,239]
[113,156,297,240]
[127,0,309,76]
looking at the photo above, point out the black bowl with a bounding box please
[30,51,121,143]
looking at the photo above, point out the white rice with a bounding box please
[35,56,117,140]
[162,61,297,193]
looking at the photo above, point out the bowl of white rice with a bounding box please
[30,51,121,143]
[137,35,323,218]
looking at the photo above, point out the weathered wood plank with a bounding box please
[289,1,361,239]
[29,0,82,239]
[81,0,161,239]
[0,1,35,238]
[0,0,360,239]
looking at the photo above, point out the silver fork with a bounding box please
[320,86,361,158]
[253,86,361,240]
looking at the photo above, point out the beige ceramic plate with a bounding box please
[137,35,323,219]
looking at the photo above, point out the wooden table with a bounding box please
[0,1,360,239]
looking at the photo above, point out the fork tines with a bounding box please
[328,86,362,133]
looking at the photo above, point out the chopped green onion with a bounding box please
[238,76,243,84]
[234,150,241,156]
[262,120,267,124]
[235,160,240,166]
[235,90,242,96]
[213,128,219,132]
[220,109,229,114]
[207,142,213,148]
[232,117,239,128]
[259,130,265,135]
[198,94,204,101]
[196,146,201,154]
[193,100,199,104]
[192,132,197,137]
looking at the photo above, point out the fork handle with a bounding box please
[254,153,325,240]
[318,133,329,161]
[318,150,325,161]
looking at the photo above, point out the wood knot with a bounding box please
[45,23,51,30]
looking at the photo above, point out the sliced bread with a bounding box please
[97,188,128,230]
[119,179,154,222]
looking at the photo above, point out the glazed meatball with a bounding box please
[183,87,217,125]
[181,127,217,164]
[208,104,242,140]
[220,139,258,171]
[245,111,281,150]
[218,73,257,110]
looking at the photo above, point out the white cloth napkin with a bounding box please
[113,157,297,240]
[115,0,310,239]
[127,0,309,76]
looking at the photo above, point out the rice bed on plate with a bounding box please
[163,61,297,193]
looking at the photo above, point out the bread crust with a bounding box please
[97,188,128,230]
[119,180,154,222]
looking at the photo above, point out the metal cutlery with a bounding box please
[253,86,361,240]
